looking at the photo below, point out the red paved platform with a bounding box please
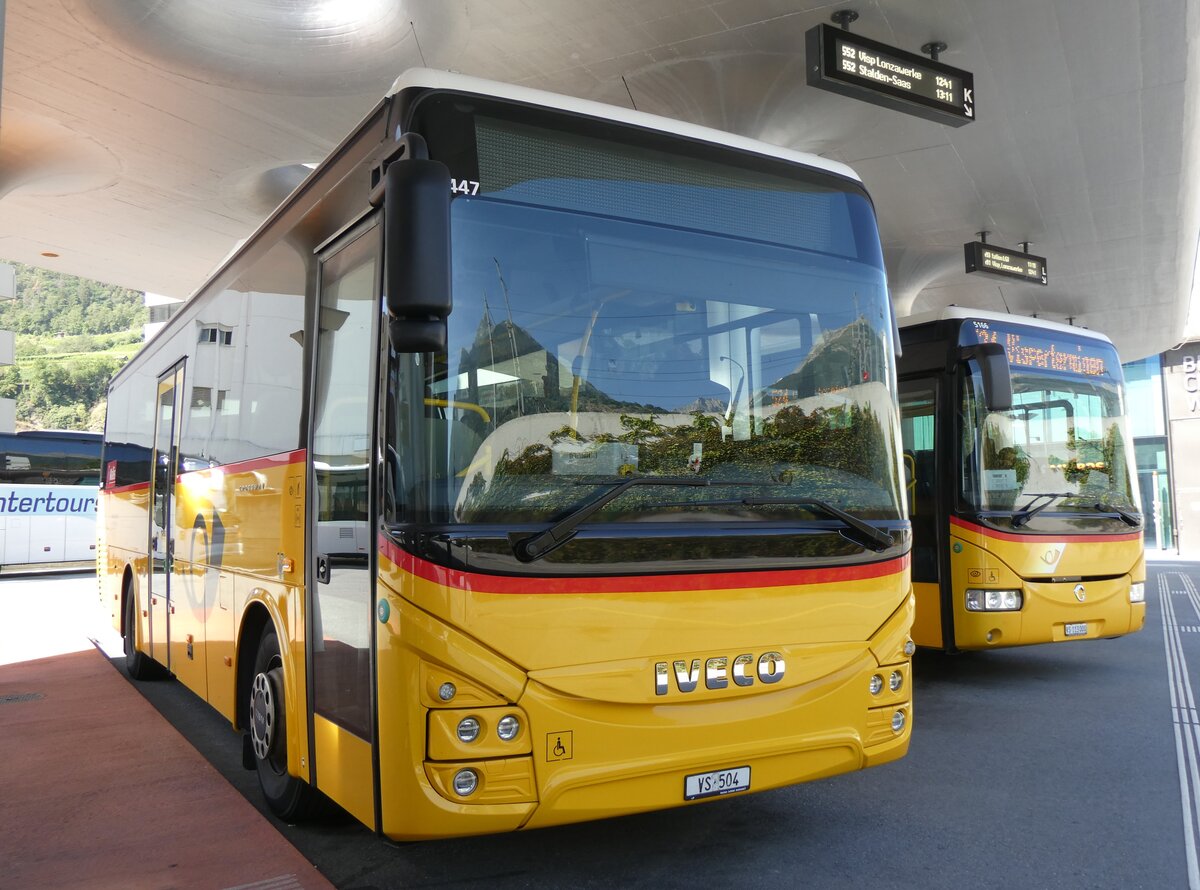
[0,647,335,890]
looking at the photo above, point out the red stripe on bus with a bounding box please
[106,481,150,494]
[378,534,908,595]
[949,515,1142,545]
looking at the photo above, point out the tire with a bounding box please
[249,627,318,820]
[123,584,157,681]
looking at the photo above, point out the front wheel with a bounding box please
[249,627,318,820]
[123,584,157,680]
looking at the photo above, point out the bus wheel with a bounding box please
[249,627,317,820]
[123,586,156,681]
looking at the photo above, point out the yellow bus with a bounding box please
[897,308,1145,651]
[100,70,913,840]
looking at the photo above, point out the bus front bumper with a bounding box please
[954,575,1145,649]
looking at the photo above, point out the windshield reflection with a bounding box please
[388,194,903,528]
[963,369,1138,520]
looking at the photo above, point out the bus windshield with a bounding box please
[959,321,1138,524]
[388,102,903,532]
[0,431,102,485]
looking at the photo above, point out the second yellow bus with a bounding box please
[898,308,1145,651]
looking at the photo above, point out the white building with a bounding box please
[144,291,184,341]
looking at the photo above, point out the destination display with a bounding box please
[806,24,975,127]
[964,241,1048,285]
[961,319,1117,380]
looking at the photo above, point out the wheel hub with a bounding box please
[250,671,275,761]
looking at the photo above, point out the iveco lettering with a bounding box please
[655,652,786,695]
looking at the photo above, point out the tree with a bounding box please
[0,259,144,430]
[0,260,146,335]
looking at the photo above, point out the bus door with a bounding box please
[307,219,381,828]
[148,362,185,669]
[898,377,944,648]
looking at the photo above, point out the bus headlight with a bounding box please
[889,670,903,692]
[1130,582,1145,604]
[452,769,479,797]
[965,589,1022,612]
[891,710,906,733]
[456,717,481,743]
[869,674,884,695]
[496,715,521,741]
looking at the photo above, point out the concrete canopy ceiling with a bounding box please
[1,0,1197,360]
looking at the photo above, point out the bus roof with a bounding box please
[899,307,1116,346]
[387,69,861,184]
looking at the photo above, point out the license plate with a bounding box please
[1064,622,1088,637]
[684,766,750,801]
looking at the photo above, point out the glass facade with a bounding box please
[1122,354,1172,549]
[1124,355,1166,436]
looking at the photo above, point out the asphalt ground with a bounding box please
[4,561,1196,889]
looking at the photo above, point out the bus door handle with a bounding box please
[317,554,331,584]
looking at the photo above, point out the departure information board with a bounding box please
[806,25,975,127]
[964,241,1048,285]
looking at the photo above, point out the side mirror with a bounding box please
[960,343,1012,412]
[384,154,452,353]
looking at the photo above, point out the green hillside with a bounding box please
[0,261,147,430]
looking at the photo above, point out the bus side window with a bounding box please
[899,379,938,583]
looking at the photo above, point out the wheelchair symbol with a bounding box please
[546,730,573,761]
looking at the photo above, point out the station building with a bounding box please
[1125,342,1200,556]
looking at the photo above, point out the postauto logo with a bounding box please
[0,484,97,516]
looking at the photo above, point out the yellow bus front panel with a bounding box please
[947,519,1145,650]
[374,546,913,840]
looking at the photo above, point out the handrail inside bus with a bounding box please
[423,398,490,423]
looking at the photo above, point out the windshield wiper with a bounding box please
[1092,502,1142,527]
[510,479,896,562]
[510,476,710,562]
[1010,492,1073,528]
[1011,493,1143,529]
[737,496,895,552]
